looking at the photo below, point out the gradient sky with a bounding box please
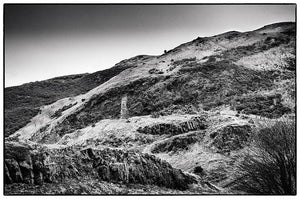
[4,4,295,87]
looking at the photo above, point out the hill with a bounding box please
[4,22,296,195]
[5,55,153,136]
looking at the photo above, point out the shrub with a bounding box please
[193,166,204,174]
[234,94,291,118]
[284,57,296,71]
[150,112,160,118]
[230,120,296,194]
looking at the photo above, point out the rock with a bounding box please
[152,132,204,153]
[4,163,12,184]
[210,125,252,154]
[5,159,23,183]
[32,159,44,185]
[137,116,207,136]
[4,143,196,190]
[19,160,34,184]
[91,148,196,190]
[98,165,110,181]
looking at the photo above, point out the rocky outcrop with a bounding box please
[137,116,207,135]
[5,142,196,190]
[152,132,205,153]
[82,148,196,190]
[209,125,252,154]
[4,142,95,185]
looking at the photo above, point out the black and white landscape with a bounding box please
[4,4,296,195]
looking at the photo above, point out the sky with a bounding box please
[4,4,296,87]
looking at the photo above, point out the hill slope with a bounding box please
[5,55,153,136]
[5,22,296,194]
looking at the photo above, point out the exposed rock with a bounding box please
[5,159,23,183]
[209,125,252,154]
[4,163,12,184]
[88,148,196,190]
[149,68,164,74]
[152,132,205,153]
[137,116,207,136]
[5,142,196,190]
[19,160,34,184]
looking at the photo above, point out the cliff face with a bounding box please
[4,22,296,194]
[5,142,215,193]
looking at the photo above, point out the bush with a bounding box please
[234,94,291,118]
[230,120,296,194]
[193,166,204,174]
[150,112,160,118]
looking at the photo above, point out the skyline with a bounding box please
[5,4,296,87]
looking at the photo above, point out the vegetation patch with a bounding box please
[172,57,197,67]
[5,108,40,137]
[233,94,291,118]
[51,102,77,118]
[46,60,282,143]
[45,77,163,142]
[228,120,296,194]
[4,58,139,137]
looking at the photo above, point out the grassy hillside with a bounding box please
[5,55,152,137]
[7,22,295,140]
[48,56,293,142]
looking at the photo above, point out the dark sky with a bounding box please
[5,4,296,87]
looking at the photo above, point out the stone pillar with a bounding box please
[120,94,129,119]
[273,98,278,105]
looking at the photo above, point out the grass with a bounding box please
[233,94,291,118]
[229,119,296,194]
[4,59,138,137]
[50,59,292,139]
[8,24,295,139]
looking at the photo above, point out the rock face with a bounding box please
[82,148,196,190]
[5,142,196,190]
[209,125,252,154]
[4,142,67,185]
[137,116,207,135]
[152,132,205,153]
[5,143,40,184]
